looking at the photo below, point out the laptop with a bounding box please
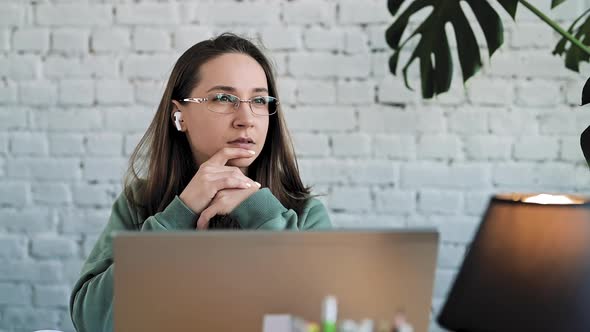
[438,197,590,332]
[114,230,439,332]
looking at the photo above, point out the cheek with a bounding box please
[186,116,226,154]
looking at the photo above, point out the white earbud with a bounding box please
[173,111,182,131]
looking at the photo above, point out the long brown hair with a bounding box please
[124,33,312,221]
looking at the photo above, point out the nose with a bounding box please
[232,100,255,128]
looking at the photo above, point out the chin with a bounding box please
[226,158,254,168]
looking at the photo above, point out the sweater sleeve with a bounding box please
[229,188,332,230]
[69,193,197,332]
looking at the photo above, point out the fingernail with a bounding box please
[254,181,261,187]
[248,150,256,155]
[245,182,252,188]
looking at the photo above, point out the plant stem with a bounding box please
[519,0,590,55]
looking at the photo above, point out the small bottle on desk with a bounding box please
[321,295,338,332]
[392,310,414,332]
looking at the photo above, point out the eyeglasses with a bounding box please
[182,93,279,116]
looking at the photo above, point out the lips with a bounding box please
[227,137,255,150]
[228,137,254,144]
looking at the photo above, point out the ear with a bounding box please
[171,100,183,120]
[170,100,186,132]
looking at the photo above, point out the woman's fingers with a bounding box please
[211,176,252,191]
[204,170,249,181]
[178,148,258,215]
[203,147,255,167]
[196,205,217,229]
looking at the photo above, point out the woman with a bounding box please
[70,33,332,332]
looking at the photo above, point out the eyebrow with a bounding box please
[206,85,269,94]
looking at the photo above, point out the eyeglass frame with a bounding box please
[181,93,280,116]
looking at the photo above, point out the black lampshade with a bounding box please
[438,193,590,332]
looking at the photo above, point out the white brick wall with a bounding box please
[123,54,176,80]
[20,80,58,106]
[466,77,515,105]
[283,1,336,25]
[52,29,89,54]
[418,190,463,215]
[0,5,25,27]
[34,285,71,308]
[133,27,171,52]
[86,133,124,156]
[59,80,94,106]
[116,4,178,25]
[11,132,48,156]
[343,28,369,54]
[0,282,32,305]
[339,0,391,24]
[375,189,415,214]
[285,106,356,131]
[374,135,416,159]
[0,235,28,260]
[417,135,461,160]
[91,28,131,52]
[516,80,563,107]
[31,236,78,259]
[1,1,589,332]
[332,133,372,157]
[49,133,85,156]
[513,136,560,160]
[292,133,330,157]
[174,27,213,51]
[3,308,61,331]
[304,27,344,51]
[31,183,71,205]
[37,4,113,26]
[297,79,336,104]
[337,80,374,104]
[96,79,134,105]
[465,135,512,160]
[13,28,50,53]
[7,54,41,80]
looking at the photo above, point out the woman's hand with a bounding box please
[196,183,261,229]
[179,147,258,215]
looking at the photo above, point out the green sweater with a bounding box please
[69,187,332,332]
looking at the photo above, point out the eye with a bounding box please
[252,96,268,105]
[213,93,235,103]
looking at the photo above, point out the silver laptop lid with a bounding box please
[114,230,438,332]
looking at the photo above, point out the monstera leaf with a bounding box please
[387,0,590,99]
[551,0,567,7]
[553,9,590,72]
[582,77,590,168]
[386,0,518,98]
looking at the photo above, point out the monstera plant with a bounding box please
[386,0,590,99]
[581,79,590,167]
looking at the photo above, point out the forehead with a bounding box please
[195,53,268,94]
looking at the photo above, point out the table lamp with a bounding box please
[437,193,590,332]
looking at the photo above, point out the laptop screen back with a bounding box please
[114,230,438,332]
